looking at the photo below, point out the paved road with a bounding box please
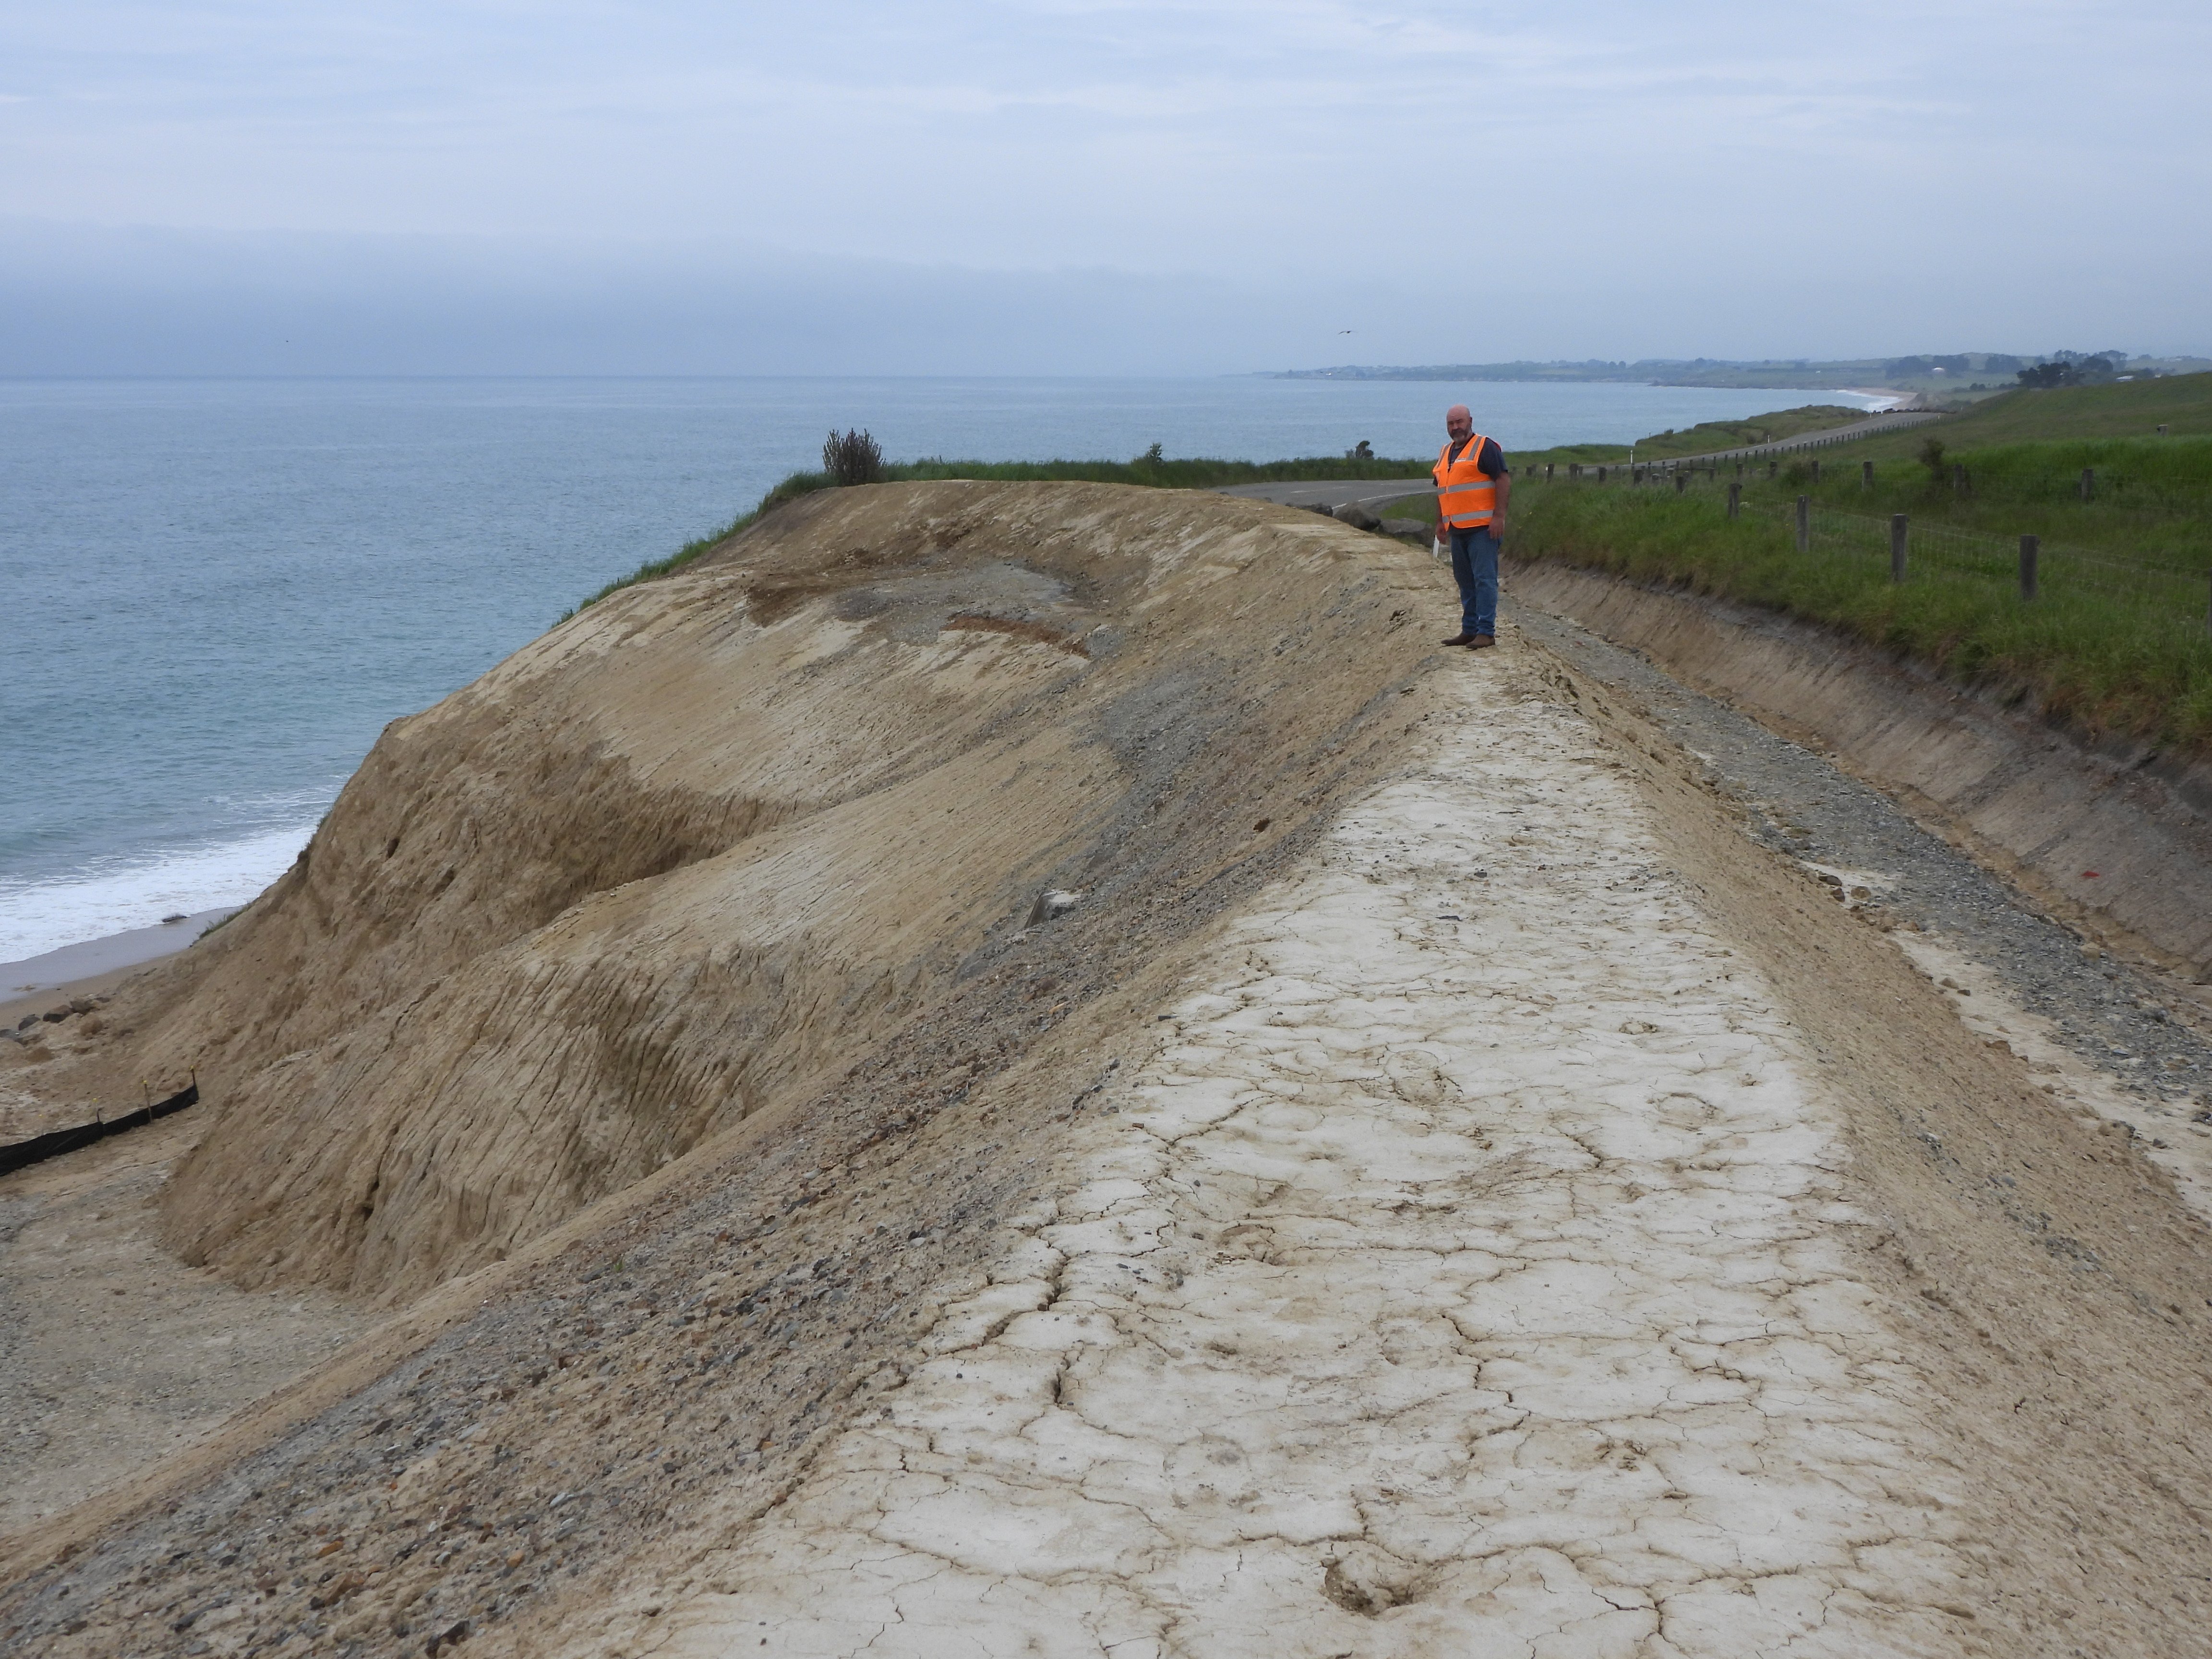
[1673,406,1944,463]
[1213,478,1435,511]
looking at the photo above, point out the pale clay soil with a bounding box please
[0,1120,364,1538]
[621,665,1975,1658]
[8,519,2212,1657]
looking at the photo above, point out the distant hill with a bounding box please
[1900,370,2212,443]
[1275,354,2212,400]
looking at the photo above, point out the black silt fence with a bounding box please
[0,1081,199,1178]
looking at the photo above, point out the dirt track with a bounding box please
[4,485,2212,1656]
[622,657,1977,1657]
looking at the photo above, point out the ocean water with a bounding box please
[0,375,1883,963]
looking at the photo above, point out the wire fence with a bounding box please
[0,1079,199,1177]
[1663,409,1945,463]
[1750,496,2206,612]
[1540,469,2212,631]
[1640,445,2212,520]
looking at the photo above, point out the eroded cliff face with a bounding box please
[17,490,2212,1659]
[106,481,1432,1302]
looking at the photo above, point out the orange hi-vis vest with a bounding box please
[1433,434,1499,528]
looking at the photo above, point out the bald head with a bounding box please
[1445,405,1473,439]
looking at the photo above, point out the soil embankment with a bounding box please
[0,481,1441,1600]
[5,486,2212,1657]
[543,634,2212,1659]
[11,482,1435,1309]
[1508,556,2212,978]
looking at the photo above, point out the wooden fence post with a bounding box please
[1768,460,1778,480]
[2019,534,2038,601]
[2159,424,2169,436]
[1545,463,1554,481]
[1596,466,1607,483]
[1727,481,1741,520]
[1862,460,1874,488]
[1811,458,1822,483]
[1675,471,1688,494]
[1795,495,1810,552]
[2080,467,2095,500]
[1890,514,1908,583]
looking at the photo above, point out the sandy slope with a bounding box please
[9,481,1439,1309]
[0,482,1446,1641]
[8,491,2212,1659]
[604,649,1972,1658]
[0,1118,362,1538]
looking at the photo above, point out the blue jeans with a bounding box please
[1449,526,1500,636]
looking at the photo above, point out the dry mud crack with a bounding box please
[598,655,1976,1658]
[11,492,2212,1657]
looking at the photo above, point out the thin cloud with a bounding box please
[0,1,2201,359]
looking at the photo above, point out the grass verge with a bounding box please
[1512,476,2212,754]
[558,471,836,621]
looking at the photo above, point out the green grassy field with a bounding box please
[1508,375,2212,753]
[1848,374,2212,449]
[1743,437,2212,565]
[1499,374,2211,475]
[1390,402,1894,478]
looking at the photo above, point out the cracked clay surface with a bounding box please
[622,655,1973,1658]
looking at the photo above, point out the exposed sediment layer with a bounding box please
[1506,555,2212,977]
[0,1117,365,1539]
[0,481,1444,1577]
[17,482,1436,1307]
[7,496,2212,1658]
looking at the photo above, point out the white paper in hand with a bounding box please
[1431,536,1446,562]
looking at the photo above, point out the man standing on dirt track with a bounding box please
[1432,403,1511,650]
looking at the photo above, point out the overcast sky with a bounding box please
[3,1,2204,373]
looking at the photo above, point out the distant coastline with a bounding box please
[1267,353,2212,399]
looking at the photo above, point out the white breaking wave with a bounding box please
[0,819,319,965]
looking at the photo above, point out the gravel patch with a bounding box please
[1512,597,2212,1133]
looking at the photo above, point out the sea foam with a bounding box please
[0,820,317,965]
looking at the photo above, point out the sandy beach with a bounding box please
[0,906,239,1029]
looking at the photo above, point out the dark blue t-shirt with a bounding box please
[1446,435,1509,476]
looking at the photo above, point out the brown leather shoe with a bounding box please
[1441,632,1476,646]
[1468,634,1496,649]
